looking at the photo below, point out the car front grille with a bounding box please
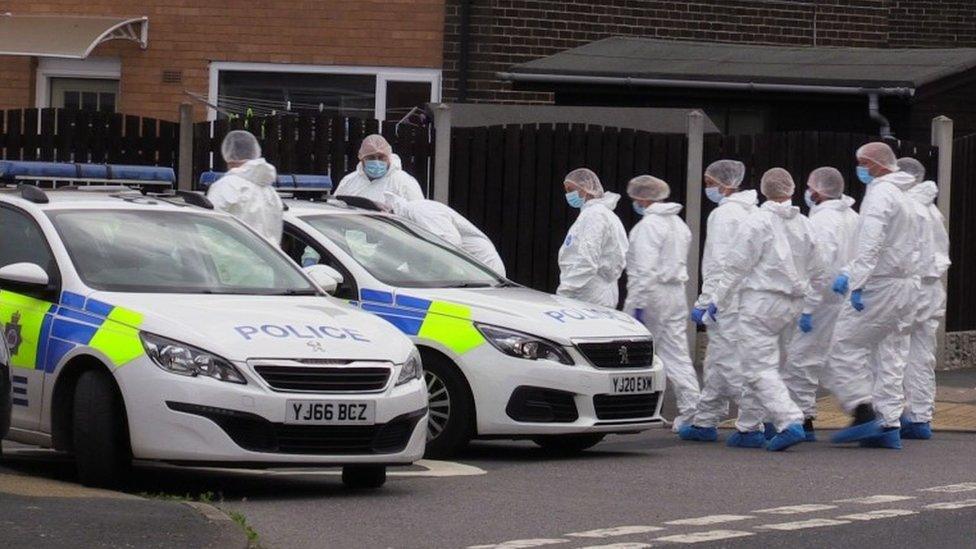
[253,365,391,393]
[593,392,660,420]
[167,402,423,455]
[576,340,654,369]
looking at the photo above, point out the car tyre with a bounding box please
[422,355,474,459]
[73,369,131,487]
[342,465,386,489]
[532,433,606,454]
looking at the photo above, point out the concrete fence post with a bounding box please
[931,115,953,369]
[432,103,452,204]
[685,110,705,362]
[178,102,194,191]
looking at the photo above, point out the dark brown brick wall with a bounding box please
[443,0,976,104]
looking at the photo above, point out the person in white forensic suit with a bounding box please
[556,168,628,308]
[622,175,701,433]
[207,130,283,244]
[334,134,425,204]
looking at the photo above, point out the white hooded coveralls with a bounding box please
[623,202,701,430]
[825,171,920,428]
[334,154,425,204]
[207,158,284,244]
[557,192,628,308]
[782,195,860,419]
[688,189,758,428]
[709,200,829,432]
[902,181,950,423]
[386,193,507,277]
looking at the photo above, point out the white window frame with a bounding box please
[207,62,441,121]
[35,57,121,108]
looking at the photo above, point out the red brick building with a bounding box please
[0,1,444,121]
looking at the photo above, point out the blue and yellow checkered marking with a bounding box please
[358,289,484,354]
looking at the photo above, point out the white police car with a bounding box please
[0,166,427,488]
[278,199,665,457]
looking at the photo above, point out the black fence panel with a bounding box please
[949,134,976,332]
[0,108,179,168]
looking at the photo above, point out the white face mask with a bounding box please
[804,189,816,209]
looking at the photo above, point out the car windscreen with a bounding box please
[47,209,317,295]
[300,213,503,288]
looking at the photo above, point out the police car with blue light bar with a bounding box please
[200,171,667,458]
[0,162,427,488]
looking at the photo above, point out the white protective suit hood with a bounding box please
[557,191,628,308]
[876,170,918,192]
[908,180,938,205]
[723,189,758,208]
[810,194,855,216]
[645,201,683,216]
[762,199,800,219]
[333,153,425,204]
[207,158,283,243]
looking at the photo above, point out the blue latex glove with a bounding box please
[707,303,718,322]
[851,289,865,311]
[690,307,708,326]
[633,308,645,324]
[832,273,850,295]
[798,313,813,333]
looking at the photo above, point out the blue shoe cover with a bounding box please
[899,415,912,429]
[727,430,766,448]
[804,429,817,443]
[831,419,884,443]
[763,422,776,440]
[767,423,807,451]
[859,428,903,449]
[901,421,932,440]
[678,425,718,442]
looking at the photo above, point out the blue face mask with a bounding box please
[632,201,646,216]
[804,189,816,210]
[565,190,584,209]
[705,187,724,204]
[856,166,873,185]
[364,159,389,179]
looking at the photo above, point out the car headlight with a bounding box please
[140,332,246,384]
[396,349,423,386]
[475,324,574,365]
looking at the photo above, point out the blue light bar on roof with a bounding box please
[0,160,175,185]
[198,171,332,192]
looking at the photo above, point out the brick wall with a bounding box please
[0,0,444,120]
[443,0,976,104]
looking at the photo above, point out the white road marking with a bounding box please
[653,530,754,543]
[837,509,917,521]
[567,526,664,538]
[924,499,976,510]
[754,504,838,514]
[834,495,915,505]
[664,515,755,526]
[468,539,567,549]
[920,482,976,493]
[582,542,651,549]
[757,518,851,531]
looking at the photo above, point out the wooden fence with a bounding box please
[191,115,433,192]
[949,134,976,331]
[449,124,686,292]
[0,108,178,167]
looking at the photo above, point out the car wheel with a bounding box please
[422,355,474,459]
[342,465,386,489]
[532,433,606,454]
[73,369,131,487]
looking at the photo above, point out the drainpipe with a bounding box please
[868,92,892,139]
[457,0,472,102]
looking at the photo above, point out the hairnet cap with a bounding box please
[221,130,261,163]
[704,159,746,189]
[358,134,393,160]
[856,142,899,172]
[760,167,795,199]
[897,157,926,183]
[807,166,845,199]
[627,175,670,201]
[564,167,604,197]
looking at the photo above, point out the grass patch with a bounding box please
[139,490,217,503]
[228,510,260,547]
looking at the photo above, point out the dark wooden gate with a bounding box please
[949,134,976,331]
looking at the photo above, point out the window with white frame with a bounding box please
[208,63,441,121]
[36,58,121,112]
